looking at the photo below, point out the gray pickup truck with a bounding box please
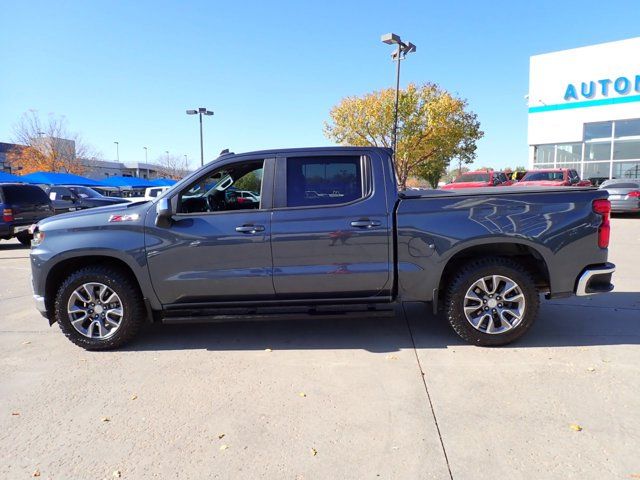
[30,147,615,350]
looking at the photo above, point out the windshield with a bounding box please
[600,181,640,189]
[522,171,564,181]
[454,173,490,183]
[68,186,103,198]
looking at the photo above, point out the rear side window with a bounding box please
[602,181,640,189]
[2,185,50,204]
[286,156,365,207]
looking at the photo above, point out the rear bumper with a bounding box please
[575,263,615,296]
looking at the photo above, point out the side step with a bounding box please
[161,303,398,324]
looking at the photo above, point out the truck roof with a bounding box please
[211,146,393,161]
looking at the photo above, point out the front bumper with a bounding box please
[33,294,48,318]
[575,263,616,296]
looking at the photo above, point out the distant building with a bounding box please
[528,37,640,184]
[0,140,167,179]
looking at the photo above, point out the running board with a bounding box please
[161,302,398,324]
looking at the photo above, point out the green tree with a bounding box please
[324,83,483,189]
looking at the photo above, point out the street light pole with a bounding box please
[114,141,119,162]
[381,33,416,161]
[186,107,214,167]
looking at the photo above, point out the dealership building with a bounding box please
[528,37,640,183]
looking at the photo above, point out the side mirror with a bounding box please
[155,198,173,228]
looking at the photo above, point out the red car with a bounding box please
[515,168,591,187]
[441,170,514,189]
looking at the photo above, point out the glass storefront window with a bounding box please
[613,139,640,160]
[584,121,612,140]
[556,143,582,163]
[583,162,610,184]
[614,119,640,138]
[585,142,611,161]
[534,145,555,164]
[612,162,640,179]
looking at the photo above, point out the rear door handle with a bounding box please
[235,224,265,234]
[350,219,382,229]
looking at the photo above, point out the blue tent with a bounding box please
[102,176,155,188]
[21,171,106,186]
[0,172,22,183]
[150,178,178,186]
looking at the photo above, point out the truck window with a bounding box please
[178,160,264,213]
[286,156,364,207]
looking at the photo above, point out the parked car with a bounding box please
[514,169,592,187]
[124,186,171,202]
[440,170,513,189]
[1,183,54,245]
[30,146,615,350]
[45,185,128,213]
[599,179,640,213]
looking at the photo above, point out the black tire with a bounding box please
[16,232,32,246]
[54,265,145,350]
[444,256,540,346]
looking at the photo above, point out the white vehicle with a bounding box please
[125,186,171,202]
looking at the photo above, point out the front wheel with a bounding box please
[54,265,145,350]
[444,257,540,346]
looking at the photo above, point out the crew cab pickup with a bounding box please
[30,147,615,350]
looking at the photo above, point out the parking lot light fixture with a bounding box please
[380,33,416,162]
[186,107,214,167]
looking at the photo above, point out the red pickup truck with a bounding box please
[441,170,513,189]
[515,168,592,187]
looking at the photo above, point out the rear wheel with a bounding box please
[54,265,145,350]
[444,257,540,346]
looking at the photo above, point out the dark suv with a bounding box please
[0,183,54,245]
[45,185,128,214]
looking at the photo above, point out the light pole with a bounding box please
[114,141,120,162]
[143,147,150,178]
[186,107,214,167]
[381,33,416,161]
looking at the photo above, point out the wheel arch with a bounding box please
[434,240,551,312]
[44,253,155,319]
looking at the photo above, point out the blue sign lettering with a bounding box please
[564,74,639,101]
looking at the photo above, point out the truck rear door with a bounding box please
[270,151,392,298]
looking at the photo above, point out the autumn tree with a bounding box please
[324,83,483,189]
[156,153,190,179]
[8,110,99,175]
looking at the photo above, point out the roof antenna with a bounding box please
[219,148,230,155]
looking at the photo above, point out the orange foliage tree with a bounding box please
[7,111,100,175]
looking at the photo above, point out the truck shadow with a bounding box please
[123,292,640,352]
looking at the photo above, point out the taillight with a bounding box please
[593,199,611,248]
[628,191,640,198]
[2,208,13,222]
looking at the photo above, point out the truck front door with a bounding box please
[270,152,392,299]
[145,157,276,305]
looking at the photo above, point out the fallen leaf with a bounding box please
[264,348,272,352]
[587,367,596,372]
[22,341,31,345]
[220,444,229,451]
[217,433,225,440]
[32,469,40,477]
[101,417,111,422]
[569,424,583,432]
[11,411,20,416]
[130,394,138,401]
[113,470,121,478]
[298,392,307,398]
[310,448,317,456]
[385,355,398,360]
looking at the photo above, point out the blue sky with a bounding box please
[1,0,638,170]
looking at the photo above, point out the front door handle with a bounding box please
[235,224,265,234]
[350,219,382,229]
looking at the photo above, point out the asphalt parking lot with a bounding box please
[1,217,639,480]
